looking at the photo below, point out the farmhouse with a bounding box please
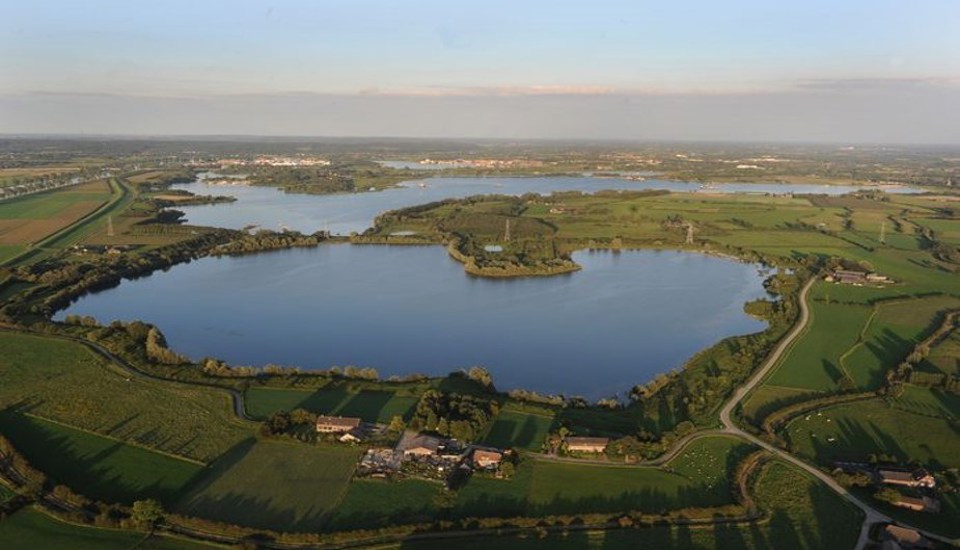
[881,524,933,549]
[565,436,610,454]
[877,468,936,489]
[396,432,443,457]
[315,415,362,433]
[891,496,941,514]
[471,449,503,469]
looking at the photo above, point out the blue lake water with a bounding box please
[172,175,920,235]
[57,246,771,399]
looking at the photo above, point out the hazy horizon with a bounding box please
[3,1,959,144]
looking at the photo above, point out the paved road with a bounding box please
[716,278,957,549]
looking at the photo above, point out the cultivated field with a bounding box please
[0,181,111,246]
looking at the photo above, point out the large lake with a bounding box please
[172,174,920,235]
[58,174,913,398]
[58,246,770,399]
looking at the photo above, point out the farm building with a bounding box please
[397,432,443,457]
[891,496,941,514]
[877,468,936,489]
[881,524,933,549]
[472,449,503,469]
[315,415,362,433]
[565,436,610,453]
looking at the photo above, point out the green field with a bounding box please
[0,331,251,463]
[0,411,204,504]
[765,299,871,391]
[784,387,960,469]
[327,478,442,530]
[0,184,110,220]
[176,439,361,532]
[244,386,420,423]
[481,405,556,451]
[0,508,206,550]
[921,330,960,376]
[457,436,752,519]
[401,457,861,550]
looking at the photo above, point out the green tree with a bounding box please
[131,499,164,528]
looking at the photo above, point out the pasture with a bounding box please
[784,388,959,469]
[0,331,251,463]
[176,439,361,532]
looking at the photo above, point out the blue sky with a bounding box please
[2,1,959,142]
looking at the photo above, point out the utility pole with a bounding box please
[504,219,511,243]
[878,221,885,245]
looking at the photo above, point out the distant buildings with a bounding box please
[825,269,891,286]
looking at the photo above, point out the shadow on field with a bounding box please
[0,407,203,504]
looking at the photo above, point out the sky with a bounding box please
[2,0,959,143]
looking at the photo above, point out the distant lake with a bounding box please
[57,247,771,399]
[171,175,921,235]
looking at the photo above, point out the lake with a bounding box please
[58,246,770,399]
[172,174,920,235]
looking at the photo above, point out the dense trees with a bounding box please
[409,389,498,442]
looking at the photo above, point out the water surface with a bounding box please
[172,175,920,235]
[58,247,769,399]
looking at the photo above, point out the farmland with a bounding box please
[481,404,556,451]
[0,181,111,251]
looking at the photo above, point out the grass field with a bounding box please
[921,330,960,376]
[765,299,872,391]
[0,331,251,463]
[456,436,752,519]
[176,439,361,532]
[0,508,207,550]
[244,386,420,423]
[784,387,960,469]
[0,181,111,247]
[327,478,442,530]
[481,404,556,451]
[749,461,862,549]
[0,411,204,504]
